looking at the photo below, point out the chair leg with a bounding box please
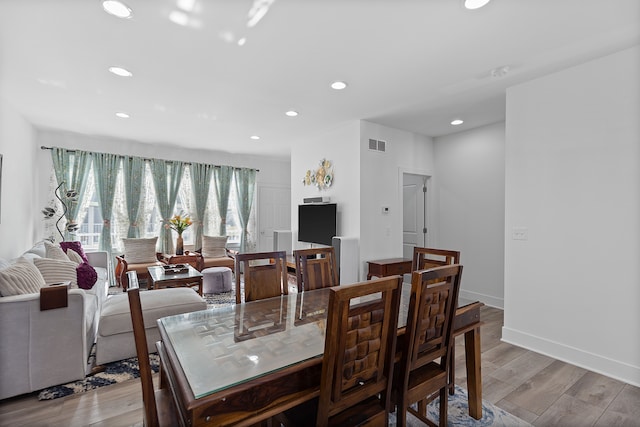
[449,346,455,395]
[397,396,408,427]
[417,398,427,417]
[438,388,447,427]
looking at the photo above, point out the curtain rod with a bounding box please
[40,146,259,172]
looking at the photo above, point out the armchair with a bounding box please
[115,237,165,290]
[196,235,235,272]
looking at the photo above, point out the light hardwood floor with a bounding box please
[1,306,638,426]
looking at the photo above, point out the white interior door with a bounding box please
[403,173,427,260]
[258,185,291,252]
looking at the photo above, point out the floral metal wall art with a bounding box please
[303,159,333,190]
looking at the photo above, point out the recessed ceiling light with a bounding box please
[464,0,491,10]
[115,112,130,119]
[108,66,132,77]
[285,110,298,117]
[102,1,132,18]
[247,0,275,28]
[176,0,196,12]
[250,135,260,140]
[169,10,189,26]
[331,81,347,90]
[237,38,247,46]
[451,119,464,126]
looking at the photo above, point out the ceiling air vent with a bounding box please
[368,139,387,153]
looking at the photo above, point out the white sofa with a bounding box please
[0,241,109,400]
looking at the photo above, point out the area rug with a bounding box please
[204,289,236,308]
[38,352,159,400]
[204,273,298,307]
[390,385,532,426]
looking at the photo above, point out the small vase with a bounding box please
[176,235,184,255]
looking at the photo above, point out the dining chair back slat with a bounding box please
[316,275,403,426]
[293,247,339,292]
[126,271,180,427]
[394,264,462,427]
[235,251,288,304]
[411,247,460,272]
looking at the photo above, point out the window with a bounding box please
[65,160,252,254]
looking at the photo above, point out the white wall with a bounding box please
[290,121,361,251]
[0,99,38,258]
[434,122,505,308]
[503,46,640,386]
[360,121,434,279]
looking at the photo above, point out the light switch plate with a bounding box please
[512,227,528,240]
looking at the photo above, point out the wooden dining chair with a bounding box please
[411,247,461,394]
[234,250,288,304]
[126,271,180,427]
[280,275,403,427]
[411,247,460,272]
[293,247,339,292]
[394,264,462,427]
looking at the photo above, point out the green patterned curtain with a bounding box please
[214,165,233,236]
[234,168,256,253]
[150,159,184,254]
[51,147,92,241]
[92,152,120,254]
[190,163,214,251]
[122,156,145,238]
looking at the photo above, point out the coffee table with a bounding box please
[147,264,204,296]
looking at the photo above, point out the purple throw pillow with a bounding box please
[76,262,98,290]
[60,241,89,264]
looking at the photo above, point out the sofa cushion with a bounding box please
[66,248,83,264]
[94,266,108,282]
[60,241,90,264]
[77,262,98,290]
[33,257,78,288]
[99,288,206,336]
[202,257,235,270]
[122,237,158,264]
[0,258,46,296]
[202,235,228,258]
[24,241,47,258]
[44,241,69,261]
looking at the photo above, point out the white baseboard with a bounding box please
[459,288,504,309]
[502,326,640,388]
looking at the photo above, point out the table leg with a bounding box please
[464,326,482,419]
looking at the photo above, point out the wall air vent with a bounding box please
[368,139,387,153]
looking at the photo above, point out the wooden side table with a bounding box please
[366,258,412,279]
[164,252,203,270]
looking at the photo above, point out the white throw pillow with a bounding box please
[0,258,46,296]
[34,257,78,288]
[66,249,83,264]
[202,235,228,258]
[44,241,69,261]
[122,237,159,264]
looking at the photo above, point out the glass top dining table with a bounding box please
[158,283,476,400]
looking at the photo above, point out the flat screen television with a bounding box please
[298,203,337,246]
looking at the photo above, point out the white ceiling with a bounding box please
[1,0,638,159]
